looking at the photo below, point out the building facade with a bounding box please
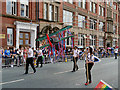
[0,0,119,49]
[1,0,39,49]
[61,0,119,49]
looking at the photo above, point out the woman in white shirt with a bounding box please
[72,46,79,72]
[85,46,94,85]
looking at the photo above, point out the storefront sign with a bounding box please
[0,34,5,39]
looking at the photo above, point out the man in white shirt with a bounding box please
[24,46,36,74]
[36,48,43,68]
[114,47,118,59]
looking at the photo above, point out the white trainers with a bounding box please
[11,65,14,68]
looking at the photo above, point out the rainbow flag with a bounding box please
[0,50,2,58]
[95,80,113,90]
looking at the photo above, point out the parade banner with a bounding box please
[95,80,113,90]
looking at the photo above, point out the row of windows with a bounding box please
[6,0,29,17]
[7,27,116,47]
[63,0,117,11]
[63,10,118,33]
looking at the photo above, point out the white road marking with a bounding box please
[54,61,117,75]
[0,79,24,85]
[54,68,84,75]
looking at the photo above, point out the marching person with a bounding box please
[85,46,94,85]
[72,46,79,72]
[24,45,36,74]
[114,47,118,59]
[36,48,43,68]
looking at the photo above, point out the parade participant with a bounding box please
[19,47,24,66]
[114,47,118,59]
[24,45,36,74]
[4,47,11,68]
[85,46,94,85]
[72,46,79,72]
[11,47,17,67]
[36,48,43,68]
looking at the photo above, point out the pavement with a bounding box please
[1,57,119,89]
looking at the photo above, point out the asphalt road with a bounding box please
[1,57,119,89]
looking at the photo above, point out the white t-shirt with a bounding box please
[28,48,33,58]
[20,50,23,56]
[73,49,79,57]
[114,49,118,53]
[85,53,94,62]
[38,50,43,57]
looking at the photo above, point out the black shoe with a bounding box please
[24,72,28,74]
[34,70,36,73]
[89,81,92,84]
[71,70,75,72]
[36,66,38,68]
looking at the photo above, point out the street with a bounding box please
[1,57,119,89]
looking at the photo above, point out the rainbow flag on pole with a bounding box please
[94,80,114,90]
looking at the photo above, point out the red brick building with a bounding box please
[0,0,119,49]
[1,0,39,49]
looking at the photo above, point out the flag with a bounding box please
[94,56,101,63]
[94,80,113,90]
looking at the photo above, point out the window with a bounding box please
[44,3,48,19]
[6,0,17,15]
[20,33,23,38]
[113,39,116,47]
[20,0,29,17]
[93,3,96,13]
[89,18,97,30]
[107,23,110,32]
[55,6,58,21]
[82,0,86,9]
[113,4,116,10]
[63,10,73,25]
[78,0,82,7]
[21,4,24,16]
[90,35,95,46]
[90,2,93,12]
[90,2,96,13]
[99,22,104,31]
[113,26,116,34]
[65,32,71,45]
[63,0,73,4]
[78,34,85,46]
[20,40,23,45]
[110,2,112,6]
[99,6,104,16]
[99,37,103,47]
[78,15,86,28]
[7,28,13,46]
[99,6,101,15]
[102,7,104,16]
[78,0,86,9]
[49,5,53,21]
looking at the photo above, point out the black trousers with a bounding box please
[25,57,36,73]
[85,63,94,82]
[73,57,78,71]
[36,56,43,67]
[115,53,117,59]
